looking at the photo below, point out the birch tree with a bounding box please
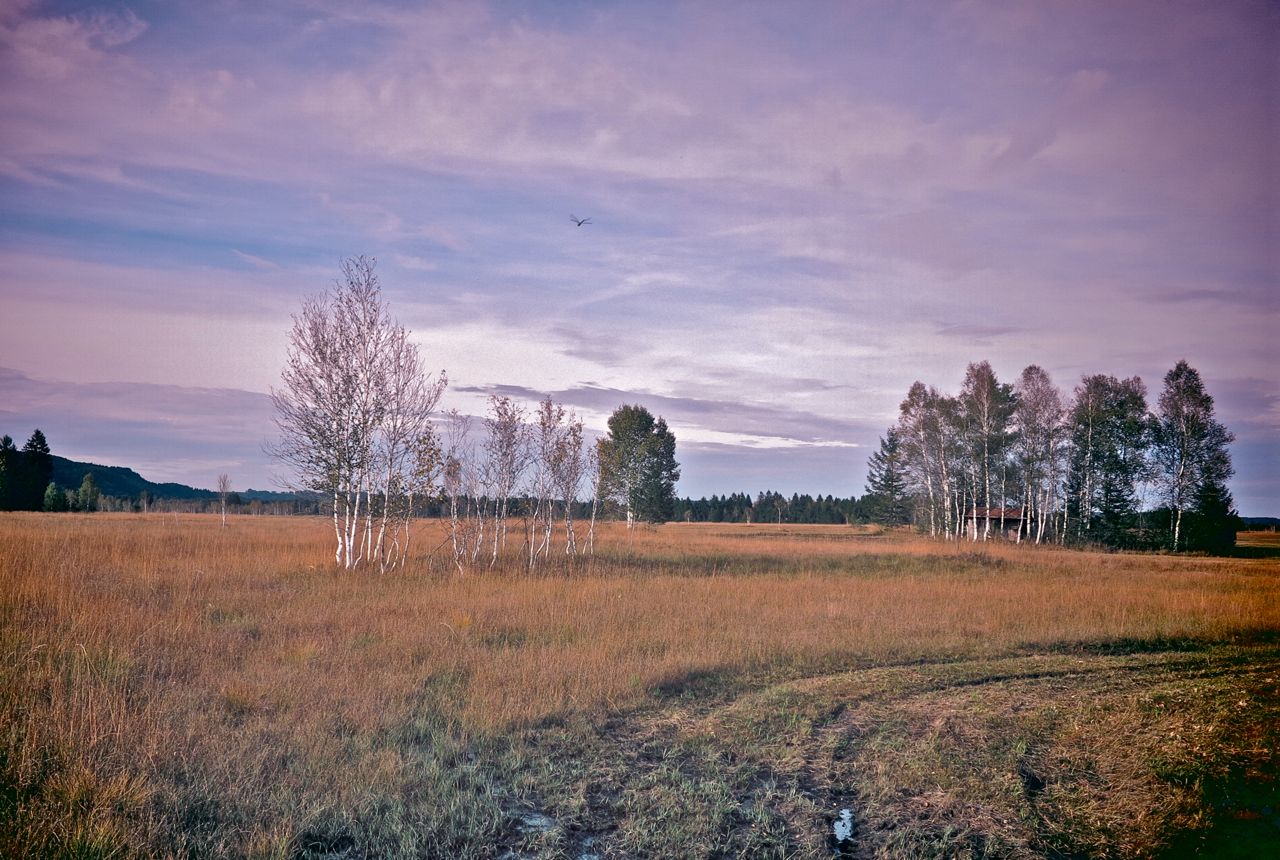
[597,405,679,526]
[526,397,563,565]
[217,473,231,527]
[1011,365,1065,544]
[897,382,942,536]
[958,361,1015,540]
[554,411,588,555]
[368,324,447,571]
[1151,360,1235,551]
[271,256,446,570]
[484,395,529,565]
[1064,374,1149,544]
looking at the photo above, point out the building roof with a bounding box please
[965,507,1024,520]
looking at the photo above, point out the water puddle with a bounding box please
[516,810,556,833]
[831,807,855,852]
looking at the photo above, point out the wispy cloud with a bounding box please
[0,0,1275,510]
[0,367,277,489]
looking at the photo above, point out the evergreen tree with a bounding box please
[0,435,15,510]
[1183,476,1238,552]
[864,428,911,525]
[597,405,680,525]
[21,429,54,511]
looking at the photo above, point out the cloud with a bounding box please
[0,367,279,489]
[0,0,1274,510]
[454,382,874,448]
[232,249,279,270]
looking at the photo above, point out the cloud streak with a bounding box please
[0,0,1275,511]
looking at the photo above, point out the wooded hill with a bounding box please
[50,456,295,503]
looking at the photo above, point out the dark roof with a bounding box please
[965,507,1024,519]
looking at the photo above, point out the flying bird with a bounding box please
[570,215,591,227]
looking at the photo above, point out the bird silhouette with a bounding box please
[570,215,591,227]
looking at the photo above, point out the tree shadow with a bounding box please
[1157,766,1280,858]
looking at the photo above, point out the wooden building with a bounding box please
[965,506,1024,541]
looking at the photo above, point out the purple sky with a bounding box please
[1,0,1276,513]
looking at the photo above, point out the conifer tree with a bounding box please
[13,430,54,511]
[0,435,15,511]
[864,428,911,525]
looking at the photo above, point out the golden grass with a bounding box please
[3,513,1278,857]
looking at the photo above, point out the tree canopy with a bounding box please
[597,405,680,525]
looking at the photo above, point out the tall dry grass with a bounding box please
[3,513,1278,856]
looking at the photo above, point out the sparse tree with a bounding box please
[896,383,937,536]
[529,397,565,565]
[367,325,447,571]
[442,411,482,572]
[217,474,231,527]
[484,395,530,566]
[271,256,446,570]
[553,411,588,555]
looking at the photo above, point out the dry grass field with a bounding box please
[3,514,1278,858]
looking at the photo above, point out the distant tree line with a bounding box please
[673,492,869,524]
[1,429,321,515]
[866,359,1238,552]
[0,429,104,513]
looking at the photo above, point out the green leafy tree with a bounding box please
[597,405,680,525]
[43,481,69,512]
[1151,360,1236,551]
[864,428,911,525]
[77,472,100,513]
[1064,375,1149,545]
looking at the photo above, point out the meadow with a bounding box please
[2,513,1278,858]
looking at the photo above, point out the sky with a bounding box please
[0,0,1276,513]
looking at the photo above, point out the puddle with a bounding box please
[832,807,855,851]
[516,810,556,833]
[508,808,601,858]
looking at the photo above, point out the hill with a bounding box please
[51,456,296,502]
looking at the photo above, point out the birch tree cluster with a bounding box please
[879,359,1236,550]
[439,394,596,573]
[272,257,447,571]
